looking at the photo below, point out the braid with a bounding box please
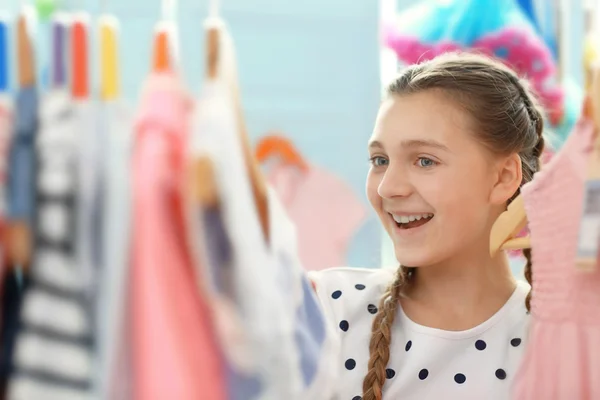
[362,266,413,400]
[506,71,545,315]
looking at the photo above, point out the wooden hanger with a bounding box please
[0,14,8,92]
[193,18,270,242]
[50,13,68,88]
[99,14,120,100]
[489,195,530,257]
[71,14,89,99]
[17,6,36,88]
[255,134,309,171]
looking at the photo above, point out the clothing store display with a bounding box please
[268,163,367,271]
[513,118,600,399]
[309,267,531,400]
[8,90,94,400]
[131,73,226,400]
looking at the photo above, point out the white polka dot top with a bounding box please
[308,267,531,400]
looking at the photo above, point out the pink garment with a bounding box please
[513,119,600,399]
[268,164,367,271]
[131,73,226,400]
[383,26,564,124]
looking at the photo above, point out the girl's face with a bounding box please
[366,91,517,267]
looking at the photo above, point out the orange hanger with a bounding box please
[71,14,89,99]
[152,0,178,72]
[255,134,309,171]
[152,26,171,72]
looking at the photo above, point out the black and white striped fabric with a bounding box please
[8,91,95,400]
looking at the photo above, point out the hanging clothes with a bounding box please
[0,95,12,274]
[267,163,367,271]
[6,85,38,226]
[95,101,133,400]
[130,72,226,400]
[0,271,29,399]
[187,21,340,398]
[7,89,95,400]
[513,118,600,399]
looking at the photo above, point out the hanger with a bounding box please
[71,13,89,99]
[17,5,36,88]
[99,14,120,100]
[50,12,68,88]
[255,134,309,171]
[489,195,530,257]
[152,0,179,72]
[193,5,270,241]
[0,13,8,92]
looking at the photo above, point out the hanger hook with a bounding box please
[162,0,177,22]
[209,0,219,18]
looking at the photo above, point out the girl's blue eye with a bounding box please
[417,157,436,168]
[369,156,389,167]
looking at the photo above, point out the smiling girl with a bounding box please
[309,52,543,400]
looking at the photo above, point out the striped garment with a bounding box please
[7,90,95,400]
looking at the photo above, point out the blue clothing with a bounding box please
[7,87,38,222]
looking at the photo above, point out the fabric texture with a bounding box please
[309,267,531,400]
[267,164,367,271]
[131,73,226,400]
[8,90,95,400]
[513,118,600,399]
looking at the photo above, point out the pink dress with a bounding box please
[513,118,600,399]
[131,73,226,400]
[267,164,367,271]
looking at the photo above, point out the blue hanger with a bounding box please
[0,16,8,92]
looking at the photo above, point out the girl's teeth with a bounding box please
[392,213,433,224]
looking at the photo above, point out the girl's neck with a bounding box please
[402,244,517,331]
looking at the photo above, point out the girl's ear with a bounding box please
[489,153,522,205]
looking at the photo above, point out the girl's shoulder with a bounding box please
[307,266,397,323]
[308,266,396,297]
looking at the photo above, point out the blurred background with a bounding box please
[1,0,597,273]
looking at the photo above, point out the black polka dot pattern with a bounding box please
[511,338,522,347]
[332,290,342,299]
[495,369,507,380]
[339,320,349,332]
[386,368,396,379]
[475,340,487,350]
[355,284,366,290]
[367,304,378,314]
[419,369,429,380]
[345,358,356,370]
[454,373,466,384]
[405,340,412,351]
[352,397,362,400]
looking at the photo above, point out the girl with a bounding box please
[309,52,543,400]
